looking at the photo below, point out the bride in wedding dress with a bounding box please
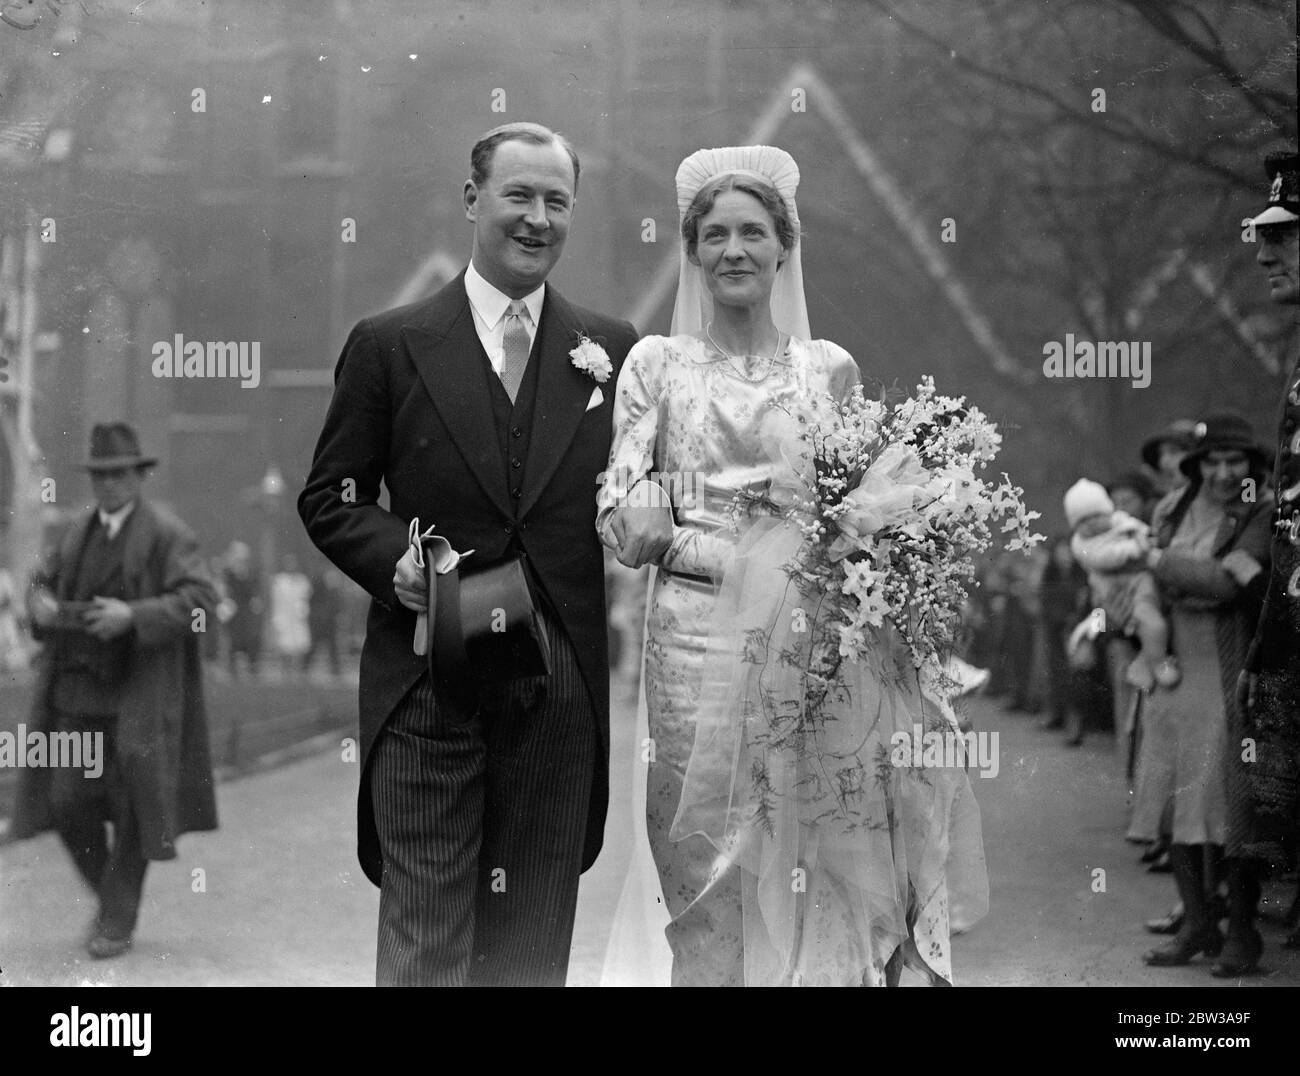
[598,145,988,986]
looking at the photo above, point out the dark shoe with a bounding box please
[1208,894,1227,924]
[1038,716,1065,731]
[1147,850,1172,873]
[86,934,132,960]
[1144,908,1184,935]
[1210,929,1262,978]
[1140,837,1170,864]
[1143,926,1223,966]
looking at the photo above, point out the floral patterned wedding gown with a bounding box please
[598,334,988,987]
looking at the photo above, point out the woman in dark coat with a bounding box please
[1129,413,1273,976]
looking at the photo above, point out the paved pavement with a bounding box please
[2,689,1297,987]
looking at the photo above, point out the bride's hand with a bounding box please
[611,482,673,569]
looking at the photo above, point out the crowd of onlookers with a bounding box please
[974,412,1299,976]
[202,541,365,682]
[965,451,1175,752]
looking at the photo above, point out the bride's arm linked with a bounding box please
[596,337,733,580]
[597,337,862,582]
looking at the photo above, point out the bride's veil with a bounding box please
[598,146,810,987]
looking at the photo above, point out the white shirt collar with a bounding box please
[465,260,545,330]
[97,499,136,540]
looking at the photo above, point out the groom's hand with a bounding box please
[611,481,673,568]
[393,547,428,612]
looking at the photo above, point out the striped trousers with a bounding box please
[370,612,597,986]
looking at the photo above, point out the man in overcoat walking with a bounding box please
[11,422,219,959]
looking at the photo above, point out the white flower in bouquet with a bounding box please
[925,461,987,521]
[835,622,870,660]
[842,563,889,631]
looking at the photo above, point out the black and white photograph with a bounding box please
[1,0,1297,1029]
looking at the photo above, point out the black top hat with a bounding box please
[1178,412,1271,478]
[82,422,158,471]
[1140,418,1198,470]
[1249,151,1299,227]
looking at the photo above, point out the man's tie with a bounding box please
[500,300,531,403]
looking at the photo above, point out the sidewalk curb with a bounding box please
[215,728,351,783]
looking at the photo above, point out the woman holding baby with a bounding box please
[1127,412,1274,977]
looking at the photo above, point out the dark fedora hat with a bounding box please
[1178,412,1272,477]
[1140,419,1198,470]
[82,422,158,471]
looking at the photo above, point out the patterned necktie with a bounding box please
[500,300,531,403]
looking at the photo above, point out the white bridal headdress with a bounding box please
[671,145,811,340]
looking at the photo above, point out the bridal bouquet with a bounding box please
[792,375,1042,677]
[719,376,1042,835]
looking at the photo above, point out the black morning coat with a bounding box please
[298,271,638,885]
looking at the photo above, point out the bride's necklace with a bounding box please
[705,322,783,382]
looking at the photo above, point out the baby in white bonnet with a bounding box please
[1065,478,1179,691]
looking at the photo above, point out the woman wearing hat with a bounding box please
[1129,413,1274,976]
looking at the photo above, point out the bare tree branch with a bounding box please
[858,0,1272,188]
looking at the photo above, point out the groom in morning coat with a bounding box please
[298,122,650,985]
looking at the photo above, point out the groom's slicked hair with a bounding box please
[470,122,581,195]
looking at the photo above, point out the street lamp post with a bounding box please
[257,463,285,664]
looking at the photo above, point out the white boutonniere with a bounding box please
[570,334,612,383]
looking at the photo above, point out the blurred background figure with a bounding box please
[221,540,264,681]
[1104,469,1159,781]
[1106,471,1157,523]
[10,422,219,961]
[963,556,997,679]
[202,554,228,670]
[269,553,311,679]
[1037,535,1090,739]
[1141,421,1198,498]
[0,563,28,672]
[304,564,344,680]
[998,547,1045,715]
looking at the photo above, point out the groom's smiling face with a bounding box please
[465,139,576,298]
